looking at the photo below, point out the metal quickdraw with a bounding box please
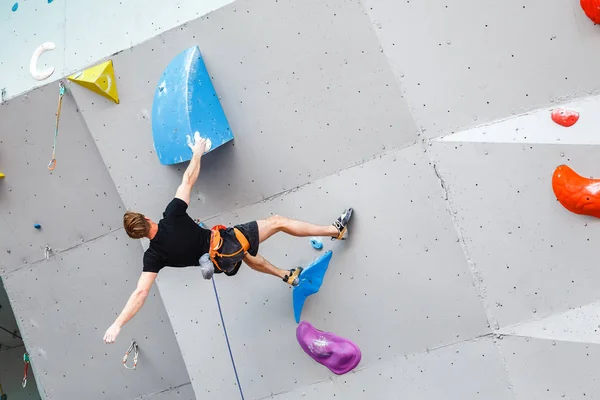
[22,352,30,388]
[122,340,139,370]
[48,81,66,171]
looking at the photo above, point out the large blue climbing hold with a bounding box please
[151,45,234,165]
[293,250,333,323]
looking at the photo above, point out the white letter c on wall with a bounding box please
[29,42,56,81]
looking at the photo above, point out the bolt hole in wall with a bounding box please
[0,278,42,400]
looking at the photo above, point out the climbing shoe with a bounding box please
[284,267,303,286]
[332,208,353,240]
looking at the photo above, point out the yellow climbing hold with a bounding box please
[68,60,119,104]
[0,173,4,179]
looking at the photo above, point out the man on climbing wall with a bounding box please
[103,131,353,344]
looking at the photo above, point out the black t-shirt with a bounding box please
[143,198,211,273]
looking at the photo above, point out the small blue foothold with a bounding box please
[12,2,18,11]
[293,250,333,323]
[48,0,53,3]
[310,237,323,250]
[34,224,41,230]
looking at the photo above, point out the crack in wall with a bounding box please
[423,139,499,331]
[133,382,192,399]
[423,140,521,400]
[6,227,124,277]
[432,163,449,201]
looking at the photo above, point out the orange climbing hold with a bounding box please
[552,165,600,218]
[581,0,600,24]
[551,109,579,127]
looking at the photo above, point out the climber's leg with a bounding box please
[256,209,353,243]
[243,253,302,286]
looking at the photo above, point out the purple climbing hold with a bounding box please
[296,321,361,375]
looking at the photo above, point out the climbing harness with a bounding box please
[122,340,139,370]
[22,353,30,388]
[208,225,250,272]
[47,81,66,171]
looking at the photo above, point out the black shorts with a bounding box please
[213,221,259,276]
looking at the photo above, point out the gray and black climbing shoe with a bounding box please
[332,208,353,240]
[284,267,303,286]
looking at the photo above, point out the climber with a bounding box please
[103,132,353,344]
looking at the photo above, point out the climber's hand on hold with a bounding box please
[188,131,211,155]
[103,323,121,344]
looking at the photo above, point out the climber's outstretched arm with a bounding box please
[103,272,157,344]
[176,132,209,205]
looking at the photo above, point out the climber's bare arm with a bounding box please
[175,153,202,205]
[175,132,209,205]
[103,272,157,344]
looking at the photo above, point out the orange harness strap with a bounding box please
[209,226,250,271]
[233,228,250,252]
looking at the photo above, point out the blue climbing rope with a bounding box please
[211,278,245,400]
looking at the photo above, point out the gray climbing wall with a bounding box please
[0,86,193,399]
[2,0,600,398]
[363,0,600,137]
[67,0,419,397]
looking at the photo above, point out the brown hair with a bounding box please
[123,211,150,239]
